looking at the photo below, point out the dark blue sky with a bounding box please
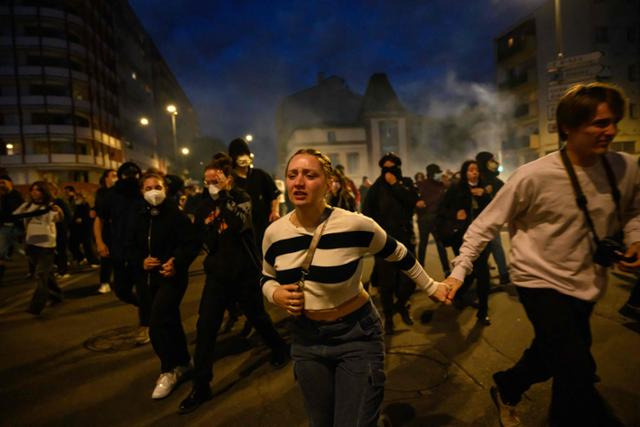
[129,0,546,170]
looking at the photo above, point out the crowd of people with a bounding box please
[0,82,639,426]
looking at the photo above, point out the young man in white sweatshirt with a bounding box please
[445,83,640,427]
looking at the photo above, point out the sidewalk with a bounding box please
[0,246,639,426]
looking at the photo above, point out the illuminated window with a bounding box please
[507,37,515,48]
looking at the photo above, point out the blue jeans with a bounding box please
[291,300,385,427]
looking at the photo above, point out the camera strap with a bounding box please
[560,147,622,244]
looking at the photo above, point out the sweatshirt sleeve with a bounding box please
[367,216,439,295]
[451,170,529,281]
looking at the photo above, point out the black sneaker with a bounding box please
[269,345,290,369]
[384,318,395,335]
[396,304,414,326]
[178,386,213,415]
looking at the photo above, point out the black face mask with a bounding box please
[381,166,402,179]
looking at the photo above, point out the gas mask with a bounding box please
[381,165,402,180]
[144,189,166,206]
[236,154,252,168]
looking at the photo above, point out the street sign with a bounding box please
[547,51,602,71]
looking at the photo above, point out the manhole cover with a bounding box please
[84,326,145,353]
[385,351,449,392]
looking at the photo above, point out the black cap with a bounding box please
[426,164,442,176]
[117,161,142,180]
[378,152,402,168]
[228,138,251,160]
[475,151,495,166]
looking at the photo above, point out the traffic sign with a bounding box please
[547,51,602,71]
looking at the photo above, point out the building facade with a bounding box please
[276,73,412,182]
[0,0,198,187]
[495,0,640,168]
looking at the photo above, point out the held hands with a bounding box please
[456,209,467,221]
[160,257,175,277]
[144,256,161,271]
[618,241,640,271]
[429,282,451,304]
[470,187,485,197]
[416,200,426,209]
[273,284,304,316]
[442,276,463,303]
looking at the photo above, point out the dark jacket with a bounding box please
[362,175,419,246]
[127,199,199,288]
[194,186,261,280]
[232,167,280,243]
[416,178,446,217]
[436,180,491,246]
[0,189,24,227]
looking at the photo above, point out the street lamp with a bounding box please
[245,134,253,142]
[166,104,178,161]
[139,117,149,126]
[181,147,190,155]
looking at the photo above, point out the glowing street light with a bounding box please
[245,134,253,142]
[166,104,179,160]
[166,104,177,115]
[181,147,190,155]
[139,117,149,126]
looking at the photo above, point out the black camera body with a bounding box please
[594,236,636,267]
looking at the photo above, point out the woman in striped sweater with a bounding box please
[262,149,449,427]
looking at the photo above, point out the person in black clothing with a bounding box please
[127,172,199,400]
[228,138,281,249]
[476,151,511,285]
[437,159,493,324]
[95,162,150,343]
[362,152,420,334]
[64,186,98,267]
[179,153,288,414]
[0,174,24,283]
[94,169,117,294]
[48,183,72,279]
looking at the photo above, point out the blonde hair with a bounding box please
[285,149,333,178]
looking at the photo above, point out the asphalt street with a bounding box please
[1,235,639,426]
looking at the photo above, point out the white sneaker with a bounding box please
[151,372,177,399]
[98,283,111,294]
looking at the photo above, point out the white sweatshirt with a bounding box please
[451,150,640,301]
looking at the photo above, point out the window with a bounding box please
[611,141,636,153]
[328,153,339,166]
[72,171,89,182]
[594,27,609,43]
[25,139,49,155]
[346,152,359,174]
[30,84,69,97]
[327,131,336,143]
[0,139,21,155]
[379,120,399,154]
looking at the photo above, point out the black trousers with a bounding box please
[112,258,149,326]
[192,270,286,387]
[373,257,416,318]
[416,212,450,274]
[452,242,490,317]
[99,256,113,284]
[54,226,68,274]
[494,287,621,426]
[26,245,62,314]
[148,276,190,372]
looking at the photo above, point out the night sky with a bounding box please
[129,0,547,172]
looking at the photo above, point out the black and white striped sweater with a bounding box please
[261,207,438,310]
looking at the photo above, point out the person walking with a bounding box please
[445,83,640,426]
[262,148,449,426]
[13,182,64,315]
[127,172,199,399]
[179,154,289,414]
[94,169,117,294]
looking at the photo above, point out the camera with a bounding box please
[593,236,636,267]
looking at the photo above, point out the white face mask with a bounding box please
[236,154,252,168]
[208,184,221,197]
[144,189,166,206]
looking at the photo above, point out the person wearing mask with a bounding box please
[179,154,289,414]
[445,83,640,426]
[416,164,450,275]
[476,151,511,285]
[362,152,420,334]
[94,169,117,294]
[228,137,280,249]
[262,148,449,426]
[0,174,24,283]
[127,172,199,399]
[95,162,150,344]
[438,160,492,325]
[13,182,64,315]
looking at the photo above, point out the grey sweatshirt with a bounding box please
[451,150,640,301]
